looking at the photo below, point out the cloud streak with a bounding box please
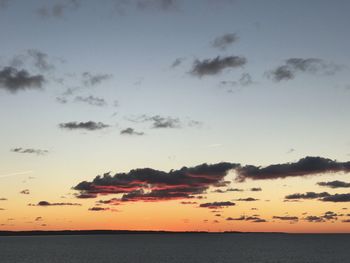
[59,121,110,131]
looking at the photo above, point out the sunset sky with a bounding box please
[1,0,350,233]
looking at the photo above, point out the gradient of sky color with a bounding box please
[0,0,350,233]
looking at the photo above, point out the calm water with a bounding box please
[0,234,349,263]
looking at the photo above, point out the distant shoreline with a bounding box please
[0,230,348,236]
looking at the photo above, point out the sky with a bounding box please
[0,0,350,233]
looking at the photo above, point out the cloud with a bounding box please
[29,201,81,206]
[128,115,181,129]
[59,121,110,131]
[199,201,235,209]
[20,189,30,195]
[235,197,259,202]
[285,192,330,200]
[273,216,298,222]
[212,33,238,50]
[82,72,112,86]
[269,58,342,81]
[11,148,49,156]
[236,156,350,182]
[250,187,262,192]
[317,180,350,188]
[0,67,45,93]
[35,216,43,221]
[27,49,54,71]
[88,207,110,211]
[75,96,107,107]
[241,216,267,223]
[120,128,144,136]
[74,162,239,202]
[0,0,10,8]
[0,198,7,201]
[191,56,246,77]
[75,193,98,199]
[171,57,185,68]
[226,216,245,221]
[304,211,339,223]
[321,194,350,202]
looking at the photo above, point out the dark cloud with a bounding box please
[82,72,112,86]
[245,216,267,223]
[342,219,350,223]
[75,193,98,199]
[212,33,238,50]
[35,217,43,221]
[0,67,45,93]
[59,121,110,131]
[273,216,298,221]
[321,194,350,202]
[285,192,330,200]
[191,56,246,77]
[269,58,342,81]
[250,187,262,192]
[88,207,109,211]
[236,156,350,182]
[226,188,243,192]
[20,189,30,195]
[0,198,7,201]
[74,162,239,202]
[11,148,49,156]
[317,180,350,188]
[226,216,245,221]
[199,201,235,209]
[235,197,259,202]
[120,128,144,136]
[74,95,107,107]
[29,201,81,206]
[304,211,339,223]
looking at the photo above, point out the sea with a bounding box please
[0,233,349,263]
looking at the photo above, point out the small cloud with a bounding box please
[29,201,81,206]
[88,207,110,212]
[285,192,330,200]
[273,216,298,222]
[250,187,262,192]
[74,95,107,107]
[317,180,350,189]
[199,201,235,209]
[268,58,342,82]
[171,57,185,68]
[120,128,144,136]
[191,56,246,77]
[59,121,110,131]
[20,189,30,195]
[82,72,112,86]
[212,33,238,50]
[11,148,49,156]
[235,197,259,202]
